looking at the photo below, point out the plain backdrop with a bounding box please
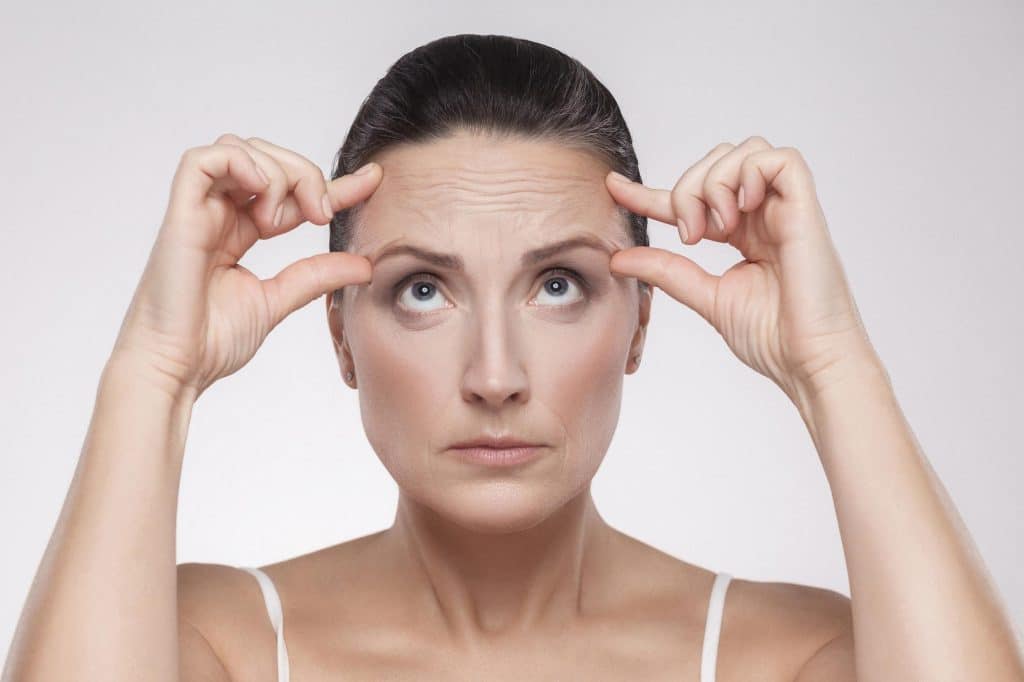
[1,0,1021,653]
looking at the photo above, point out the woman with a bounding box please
[4,33,1021,681]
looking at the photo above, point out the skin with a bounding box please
[188,131,858,680]
[5,129,1021,681]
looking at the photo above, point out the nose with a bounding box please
[459,308,530,408]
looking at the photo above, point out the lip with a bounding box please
[447,444,546,467]
[449,435,542,449]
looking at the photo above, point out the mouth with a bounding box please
[447,434,547,467]
[448,445,546,467]
[449,435,543,449]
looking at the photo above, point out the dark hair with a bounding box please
[328,33,649,300]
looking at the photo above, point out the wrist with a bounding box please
[101,352,200,409]
[789,345,889,410]
[789,349,892,447]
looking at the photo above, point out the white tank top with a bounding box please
[238,566,732,682]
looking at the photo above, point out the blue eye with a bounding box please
[396,275,451,314]
[533,269,585,306]
[394,268,588,315]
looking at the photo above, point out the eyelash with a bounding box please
[393,267,589,315]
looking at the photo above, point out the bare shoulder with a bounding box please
[607,529,855,679]
[174,531,391,679]
[177,561,283,681]
[718,576,855,681]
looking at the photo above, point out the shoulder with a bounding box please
[177,561,281,681]
[718,577,855,681]
[607,530,855,679]
[177,561,267,627]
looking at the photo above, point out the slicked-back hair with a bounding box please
[328,33,649,301]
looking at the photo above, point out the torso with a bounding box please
[181,528,851,681]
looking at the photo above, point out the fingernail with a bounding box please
[353,162,376,176]
[321,193,333,220]
[608,171,631,183]
[274,204,284,228]
[711,208,724,233]
[677,219,690,243]
[255,164,270,185]
[737,186,746,211]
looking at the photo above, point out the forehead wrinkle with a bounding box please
[389,166,598,206]
[390,179,598,222]
[353,139,624,255]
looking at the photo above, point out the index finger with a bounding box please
[605,172,677,227]
[244,136,335,225]
[324,162,383,215]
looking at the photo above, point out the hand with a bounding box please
[110,133,382,402]
[605,136,881,404]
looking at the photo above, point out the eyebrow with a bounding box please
[369,234,616,271]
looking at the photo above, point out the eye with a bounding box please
[532,268,587,307]
[395,274,451,314]
[393,267,588,316]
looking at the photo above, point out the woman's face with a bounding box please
[328,130,651,532]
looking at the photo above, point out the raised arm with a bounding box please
[1,356,197,681]
[790,351,1024,680]
[602,135,1024,680]
[2,134,381,681]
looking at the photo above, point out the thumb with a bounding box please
[263,251,372,329]
[610,246,718,324]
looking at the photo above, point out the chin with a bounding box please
[413,480,570,535]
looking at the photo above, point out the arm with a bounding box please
[2,136,377,681]
[791,352,1024,681]
[2,355,199,681]
[601,138,1024,680]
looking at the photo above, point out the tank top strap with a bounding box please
[238,566,291,682]
[700,571,732,682]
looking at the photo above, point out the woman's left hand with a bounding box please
[605,136,882,405]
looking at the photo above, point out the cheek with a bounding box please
[349,293,633,479]
[529,303,631,462]
[349,306,455,472]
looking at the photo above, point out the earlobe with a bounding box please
[627,285,653,374]
[326,293,358,388]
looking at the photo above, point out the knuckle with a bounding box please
[738,154,755,175]
[668,182,689,213]
[214,132,243,145]
[705,174,730,195]
[780,146,808,167]
[179,145,205,165]
[742,134,772,149]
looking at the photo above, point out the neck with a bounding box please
[383,485,615,644]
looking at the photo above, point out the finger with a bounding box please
[262,251,374,331]
[244,136,334,226]
[738,147,819,216]
[324,162,383,214]
[170,143,270,213]
[609,246,718,324]
[605,174,676,228]
[702,136,774,239]
[213,135,292,238]
[604,145,733,246]
[235,160,382,248]
[668,143,737,244]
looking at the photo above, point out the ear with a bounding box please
[326,292,357,388]
[626,284,653,375]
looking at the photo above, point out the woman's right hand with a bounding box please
[109,133,381,402]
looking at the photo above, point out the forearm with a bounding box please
[2,356,195,681]
[794,355,1024,680]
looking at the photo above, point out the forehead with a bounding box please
[350,130,629,255]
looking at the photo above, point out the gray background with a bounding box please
[2,0,1021,652]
